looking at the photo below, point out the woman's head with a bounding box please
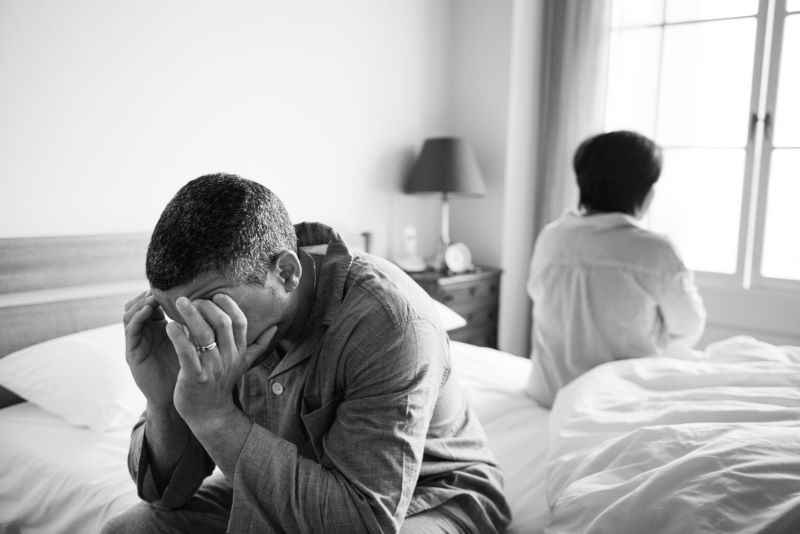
[574,130,662,216]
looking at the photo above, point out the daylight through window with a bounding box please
[605,0,800,286]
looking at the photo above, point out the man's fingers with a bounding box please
[165,321,205,380]
[124,289,150,312]
[194,299,237,358]
[244,325,278,368]
[211,294,248,352]
[123,292,156,325]
[175,297,216,347]
[125,303,154,364]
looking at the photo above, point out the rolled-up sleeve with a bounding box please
[228,316,446,534]
[658,269,706,349]
[127,415,215,509]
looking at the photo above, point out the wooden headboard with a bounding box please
[0,234,149,359]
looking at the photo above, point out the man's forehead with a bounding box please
[150,274,230,318]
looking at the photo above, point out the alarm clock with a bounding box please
[444,242,473,273]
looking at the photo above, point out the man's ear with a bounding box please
[273,250,302,293]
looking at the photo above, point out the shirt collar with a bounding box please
[294,222,354,328]
[266,222,353,378]
[559,209,645,230]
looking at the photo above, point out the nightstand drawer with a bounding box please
[436,279,499,306]
[408,267,501,349]
[447,303,497,329]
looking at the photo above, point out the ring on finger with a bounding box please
[195,341,217,353]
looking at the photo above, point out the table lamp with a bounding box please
[404,137,486,272]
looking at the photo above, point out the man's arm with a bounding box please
[127,405,215,508]
[123,290,214,508]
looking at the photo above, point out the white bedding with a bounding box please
[0,403,139,534]
[546,336,800,534]
[0,334,548,534]
[451,341,550,533]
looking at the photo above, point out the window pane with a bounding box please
[666,0,758,22]
[788,0,800,13]
[761,149,800,280]
[658,19,755,147]
[605,28,661,138]
[773,15,800,147]
[612,0,664,28]
[647,148,744,273]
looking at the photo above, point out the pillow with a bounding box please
[0,324,145,432]
[432,300,467,331]
[0,303,464,432]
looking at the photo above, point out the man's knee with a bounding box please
[99,502,166,534]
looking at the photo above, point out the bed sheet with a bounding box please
[451,341,550,534]
[545,336,800,534]
[0,402,139,534]
[0,339,547,534]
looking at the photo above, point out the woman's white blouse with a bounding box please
[526,210,706,408]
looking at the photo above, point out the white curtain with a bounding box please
[498,0,610,356]
[534,0,612,231]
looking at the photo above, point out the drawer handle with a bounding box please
[443,294,454,303]
[469,287,477,296]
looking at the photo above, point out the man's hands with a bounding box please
[124,290,180,409]
[165,294,277,430]
[125,290,275,425]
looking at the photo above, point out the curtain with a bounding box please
[498,0,611,356]
[534,0,611,231]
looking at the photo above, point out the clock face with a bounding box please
[444,242,472,273]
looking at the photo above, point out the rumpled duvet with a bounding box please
[545,336,800,534]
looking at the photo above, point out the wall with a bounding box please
[0,0,547,354]
[0,0,454,259]
[448,0,514,268]
[447,0,539,356]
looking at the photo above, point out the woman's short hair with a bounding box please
[573,130,662,215]
[146,173,297,290]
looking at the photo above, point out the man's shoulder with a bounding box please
[342,253,436,330]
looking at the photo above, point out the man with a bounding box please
[102,173,510,533]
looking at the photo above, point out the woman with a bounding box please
[527,130,706,408]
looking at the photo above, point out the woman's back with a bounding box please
[527,211,705,408]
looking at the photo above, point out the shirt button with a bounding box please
[271,382,284,395]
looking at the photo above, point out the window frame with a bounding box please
[606,0,800,292]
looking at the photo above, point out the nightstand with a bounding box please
[409,267,501,348]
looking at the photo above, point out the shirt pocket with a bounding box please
[300,394,342,463]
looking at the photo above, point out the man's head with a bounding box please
[146,173,297,291]
[574,130,662,217]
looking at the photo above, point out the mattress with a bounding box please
[0,337,548,534]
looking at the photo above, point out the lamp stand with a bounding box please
[431,192,450,272]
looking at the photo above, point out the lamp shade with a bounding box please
[404,137,486,195]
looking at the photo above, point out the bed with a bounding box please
[0,328,549,534]
[0,234,550,534]
[3,234,800,534]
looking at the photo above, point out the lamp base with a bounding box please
[426,239,448,273]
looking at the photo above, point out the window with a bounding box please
[605,0,800,287]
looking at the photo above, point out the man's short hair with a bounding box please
[146,173,297,290]
[573,130,662,215]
